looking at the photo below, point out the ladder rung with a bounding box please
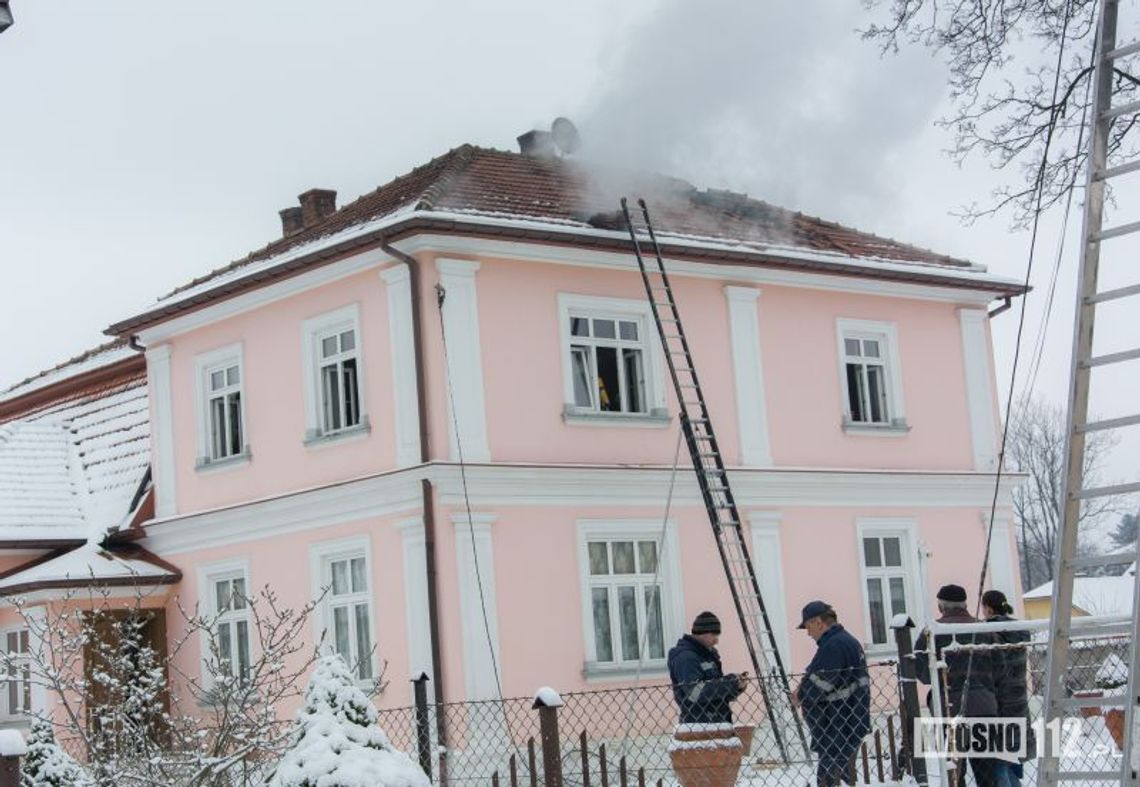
[1088,282,1140,303]
[1074,480,1140,499]
[1060,695,1128,709]
[1095,157,1140,181]
[1082,347,1140,368]
[1102,98,1140,120]
[1093,219,1140,240]
[1077,413,1140,432]
[1067,551,1138,570]
[1105,39,1140,61]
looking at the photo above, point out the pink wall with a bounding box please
[164,269,398,515]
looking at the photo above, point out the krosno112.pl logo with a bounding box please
[915,718,1027,762]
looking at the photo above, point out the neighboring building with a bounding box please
[0,134,1025,726]
[1023,562,1136,619]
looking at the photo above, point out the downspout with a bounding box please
[379,240,449,717]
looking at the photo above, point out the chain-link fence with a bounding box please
[376,663,904,787]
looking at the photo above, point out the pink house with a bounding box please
[0,135,1025,726]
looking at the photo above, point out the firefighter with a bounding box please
[667,611,746,723]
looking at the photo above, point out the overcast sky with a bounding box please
[0,1,1135,484]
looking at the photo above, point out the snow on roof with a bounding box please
[0,371,149,544]
[1024,564,1137,617]
[0,340,135,403]
[0,542,176,593]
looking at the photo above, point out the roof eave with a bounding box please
[106,215,1028,338]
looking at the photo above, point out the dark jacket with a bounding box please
[915,608,999,717]
[667,634,743,723]
[796,624,872,758]
[986,613,1030,720]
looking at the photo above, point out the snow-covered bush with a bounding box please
[268,655,428,787]
[21,717,90,787]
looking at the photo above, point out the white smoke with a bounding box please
[575,0,947,226]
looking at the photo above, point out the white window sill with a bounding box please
[195,448,252,473]
[304,418,371,449]
[841,417,910,437]
[582,661,669,682]
[0,716,29,731]
[563,405,671,428]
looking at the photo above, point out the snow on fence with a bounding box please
[375,662,905,787]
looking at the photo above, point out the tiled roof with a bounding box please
[0,339,135,403]
[157,144,977,304]
[0,363,149,544]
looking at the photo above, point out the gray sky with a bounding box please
[1,1,1135,488]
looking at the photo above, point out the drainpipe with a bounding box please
[379,240,448,717]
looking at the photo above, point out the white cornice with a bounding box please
[136,248,391,344]
[138,462,1024,556]
[392,234,1007,305]
[143,470,422,555]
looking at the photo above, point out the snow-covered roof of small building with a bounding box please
[0,542,177,595]
[1024,563,1137,617]
[0,346,149,546]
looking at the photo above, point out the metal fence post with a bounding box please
[892,615,928,787]
[534,689,564,787]
[412,672,433,781]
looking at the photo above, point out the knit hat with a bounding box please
[691,611,721,635]
[936,584,968,603]
[981,589,1014,615]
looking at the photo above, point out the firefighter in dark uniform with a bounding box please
[794,601,872,787]
[667,611,745,723]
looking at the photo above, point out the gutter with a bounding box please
[379,240,450,723]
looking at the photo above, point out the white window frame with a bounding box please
[576,519,684,678]
[301,304,370,443]
[835,318,907,433]
[558,294,669,425]
[0,626,30,719]
[193,343,250,470]
[855,518,921,653]
[198,558,253,689]
[309,536,378,684]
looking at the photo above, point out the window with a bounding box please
[210,572,251,681]
[836,319,906,430]
[194,344,248,468]
[859,530,914,647]
[317,327,361,434]
[558,295,667,423]
[587,539,665,663]
[1,629,29,717]
[207,363,243,460]
[313,542,376,682]
[302,305,368,442]
[577,520,683,675]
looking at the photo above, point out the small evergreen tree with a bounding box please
[1109,511,1139,551]
[21,717,90,787]
[269,655,428,787]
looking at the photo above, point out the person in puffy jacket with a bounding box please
[983,589,1032,787]
[915,584,999,787]
[794,601,871,787]
[667,611,745,724]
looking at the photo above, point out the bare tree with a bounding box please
[1006,396,1122,588]
[2,581,386,787]
[862,0,1139,225]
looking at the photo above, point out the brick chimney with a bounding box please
[279,207,304,237]
[298,188,337,227]
[517,130,555,157]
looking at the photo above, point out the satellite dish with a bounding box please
[551,117,581,156]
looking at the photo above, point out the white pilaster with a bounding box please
[958,309,999,471]
[437,259,490,462]
[381,265,422,467]
[725,287,772,466]
[396,518,434,682]
[147,344,178,517]
[749,511,790,666]
[452,512,501,700]
[986,513,1018,599]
